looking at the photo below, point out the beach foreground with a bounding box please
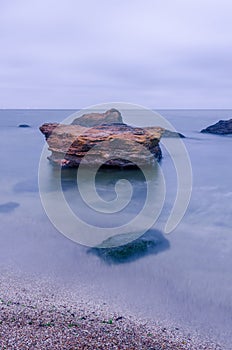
[0,271,222,350]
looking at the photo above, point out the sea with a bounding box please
[0,109,232,348]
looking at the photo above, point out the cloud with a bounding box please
[0,0,232,108]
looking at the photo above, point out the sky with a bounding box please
[0,0,232,109]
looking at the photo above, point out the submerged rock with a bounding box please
[0,202,20,213]
[201,119,232,134]
[71,108,123,127]
[40,122,163,168]
[88,230,170,263]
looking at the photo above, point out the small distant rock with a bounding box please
[201,119,232,134]
[71,108,123,127]
[18,124,31,128]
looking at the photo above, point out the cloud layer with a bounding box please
[0,0,232,108]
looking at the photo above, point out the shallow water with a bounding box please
[0,109,232,347]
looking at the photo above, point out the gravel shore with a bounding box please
[0,271,223,350]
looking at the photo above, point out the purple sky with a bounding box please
[0,0,231,109]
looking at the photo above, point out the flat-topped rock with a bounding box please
[201,119,232,134]
[71,108,123,127]
[40,122,163,168]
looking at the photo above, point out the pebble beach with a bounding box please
[0,271,222,350]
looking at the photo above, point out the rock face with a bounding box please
[71,108,123,127]
[201,119,232,134]
[40,108,165,168]
[40,123,163,168]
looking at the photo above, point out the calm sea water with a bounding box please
[0,109,232,347]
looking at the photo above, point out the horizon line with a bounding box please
[1,108,232,111]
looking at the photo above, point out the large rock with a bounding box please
[201,119,232,134]
[71,108,123,127]
[40,122,163,168]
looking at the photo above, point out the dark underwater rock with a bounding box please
[88,230,170,264]
[0,202,20,213]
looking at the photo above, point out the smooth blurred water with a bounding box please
[0,109,232,347]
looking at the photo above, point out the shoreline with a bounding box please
[0,269,222,350]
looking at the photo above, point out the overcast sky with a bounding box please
[0,0,231,108]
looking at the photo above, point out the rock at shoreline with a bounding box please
[40,122,163,168]
[71,108,123,127]
[201,119,232,134]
